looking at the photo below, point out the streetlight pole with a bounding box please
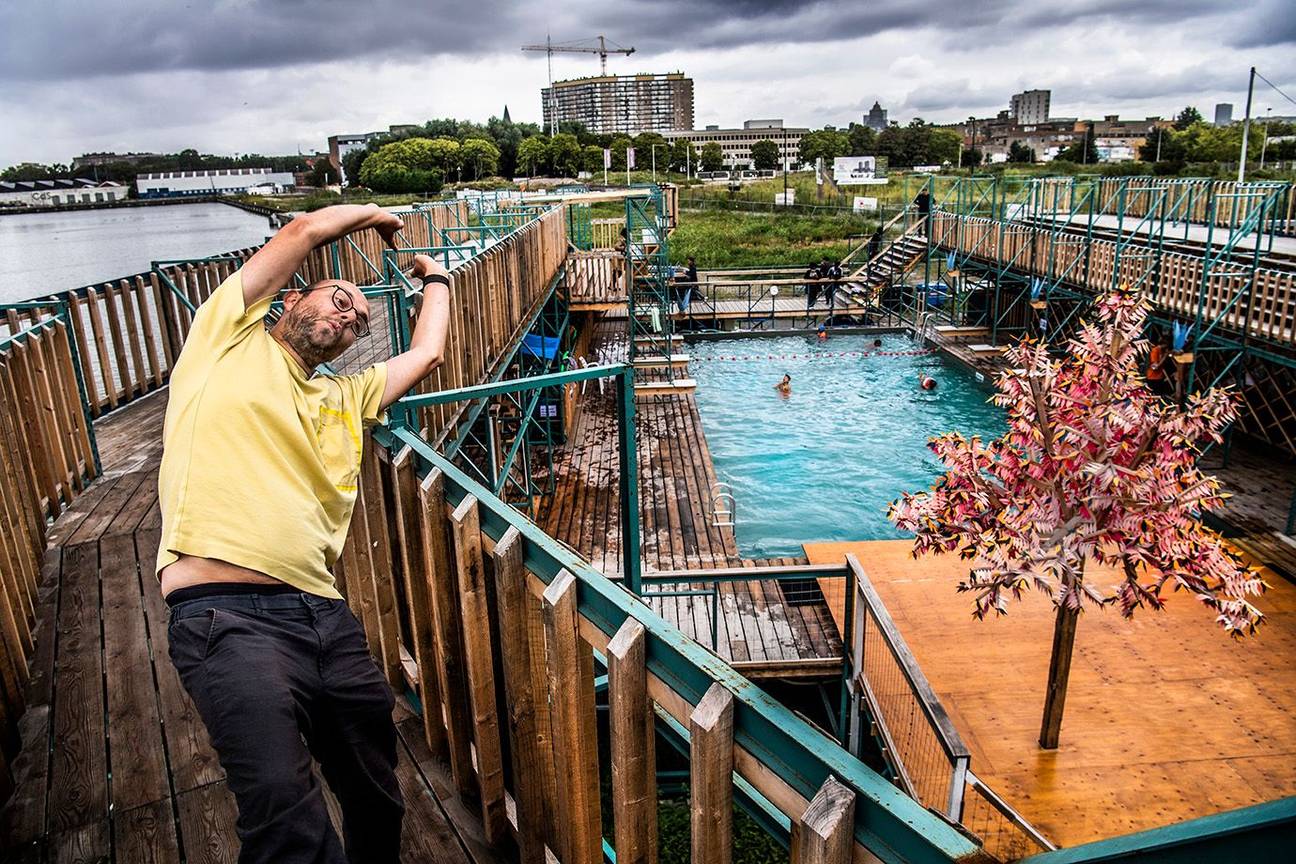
[782,127,788,206]
[1260,107,1272,170]
[1238,65,1256,183]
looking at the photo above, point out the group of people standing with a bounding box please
[804,257,846,311]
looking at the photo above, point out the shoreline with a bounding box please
[0,195,286,222]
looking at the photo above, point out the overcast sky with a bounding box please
[2,0,1293,165]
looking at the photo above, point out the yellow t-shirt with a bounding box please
[155,270,387,598]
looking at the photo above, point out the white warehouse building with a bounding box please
[0,179,129,207]
[136,167,295,198]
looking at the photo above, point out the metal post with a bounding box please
[616,367,642,595]
[1238,66,1256,183]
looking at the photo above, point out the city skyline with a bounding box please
[1,0,1292,164]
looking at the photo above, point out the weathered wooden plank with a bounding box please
[389,447,448,761]
[542,571,602,864]
[49,819,109,864]
[101,531,170,812]
[46,542,107,834]
[608,618,658,864]
[690,683,734,864]
[134,527,223,793]
[418,470,476,798]
[101,281,134,401]
[449,495,507,844]
[790,776,856,864]
[176,781,239,864]
[358,442,402,688]
[82,287,118,409]
[113,798,181,864]
[490,527,546,864]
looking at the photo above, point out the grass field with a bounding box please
[668,208,872,268]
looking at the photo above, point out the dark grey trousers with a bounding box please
[167,592,404,864]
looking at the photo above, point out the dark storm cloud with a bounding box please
[3,0,1267,83]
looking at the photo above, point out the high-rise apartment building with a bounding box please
[541,72,694,135]
[1214,103,1234,126]
[1010,89,1051,125]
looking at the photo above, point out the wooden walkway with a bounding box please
[0,394,503,864]
[805,538,1296,849]
[541,350,843,678]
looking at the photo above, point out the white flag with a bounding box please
[626,147,635,169]
[603,148,611,169]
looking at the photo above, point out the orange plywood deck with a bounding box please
[804,538,1296,849]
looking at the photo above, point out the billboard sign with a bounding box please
[833,156,885,185]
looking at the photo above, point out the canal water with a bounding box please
[0,203,274,304]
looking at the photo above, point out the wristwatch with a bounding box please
[421,274,450,288]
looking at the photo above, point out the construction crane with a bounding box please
[523,36,636,135]
[521,35,635,77]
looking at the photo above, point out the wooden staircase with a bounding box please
[845,229,928,302]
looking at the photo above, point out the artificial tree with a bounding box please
[889,290,1266,748]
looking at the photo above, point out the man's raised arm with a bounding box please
[380,255,452,410]
[240,204,404,309]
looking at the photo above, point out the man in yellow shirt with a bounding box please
[158,204,451,863]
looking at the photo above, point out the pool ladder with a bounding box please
[710,482,735,528]
[915,311,935,345]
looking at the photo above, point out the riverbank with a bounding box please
[0,194,282,221]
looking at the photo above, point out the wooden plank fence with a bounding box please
[932,212,1296,346]
[330,427,989,864]
[0,317,97,800]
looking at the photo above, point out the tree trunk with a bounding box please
[1039,602,1080,749]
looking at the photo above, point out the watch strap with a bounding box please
[421,274,451,288]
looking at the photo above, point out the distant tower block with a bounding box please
[1214,103,1233,126]
[1010,89,1051,125]
[865,101,888,132]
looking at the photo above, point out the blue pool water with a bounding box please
[689,333,1006,557]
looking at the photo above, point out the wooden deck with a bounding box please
[805,538,1296,849]
[541,367,843,678]
[0,393,503,863]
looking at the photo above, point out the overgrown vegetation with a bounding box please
[668,208,870,268]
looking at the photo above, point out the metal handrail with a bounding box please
[966,771,1057,853]
[846,556,969,782]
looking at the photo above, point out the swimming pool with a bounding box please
[689,333,1006,557]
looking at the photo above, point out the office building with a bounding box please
[1214,103,1233,126]
[541,72,694,135]
[664,120,808,170]
[1010,89,1051,125]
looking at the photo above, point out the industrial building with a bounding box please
[135,167,295,198]
[541,72,694,135]
[0,178,129,207]
[664,119,807,171]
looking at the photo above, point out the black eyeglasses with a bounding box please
[303,284,369,338]
[329,287,369,338]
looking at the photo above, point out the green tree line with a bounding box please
[1,150,310,183]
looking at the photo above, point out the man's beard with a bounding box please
[281,308,343,369]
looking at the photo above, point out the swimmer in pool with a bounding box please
[775,373,792,395]
[873,338,883,348]
[919,374,937,390]
[817,323,828,341]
